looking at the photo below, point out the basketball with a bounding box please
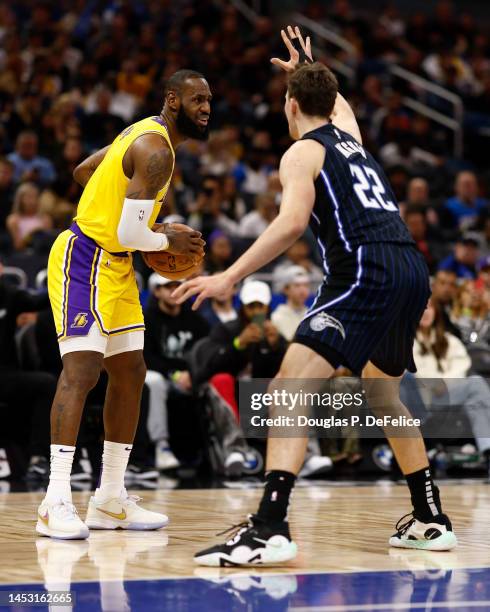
[142,250,202,280]
[142,223,204,280]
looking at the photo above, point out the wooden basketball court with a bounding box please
[0,481,489,610]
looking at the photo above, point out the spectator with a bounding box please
[221,174,246,221]
[82,86,125,150]
[406,177,430,205]
[443,171,488,230]
[199,283,238,329]
[239,191,278,239]
[7,131,56,186]
[205,230,233,275]
[6,182,52,251]
[116,58,152,101]
[438,234,480,279]
[451,280,490,347]
[0,259,52,479]
[411,301,490,478]
[199,130,241,177]
[144,274,209,471]
[273,239,323,291]
[271,266,311,341]
[400,177,439,225]
[205,280,287,379]
[404,206,446,274]
[187,176,239,239]
[431,269,461,338]
[233,145,271,199]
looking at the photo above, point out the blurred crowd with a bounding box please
[1,0,490,484]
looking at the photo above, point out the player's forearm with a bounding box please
[331,93,362,144]
[73,145,110,187]
[226,214,305,284]
[117,198,169,251]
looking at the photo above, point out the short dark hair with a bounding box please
[287,62,338,118]
[164,69,205,97]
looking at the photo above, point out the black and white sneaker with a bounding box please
[26,456,49,481]
[125,463,159,481]
[194,515,297,567]
[389,513,457,551]
[71,460,92,481]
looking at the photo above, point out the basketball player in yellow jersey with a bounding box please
[37,70,209,539]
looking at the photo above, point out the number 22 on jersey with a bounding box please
[350,164,397,212]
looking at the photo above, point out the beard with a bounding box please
[176,106,209,141]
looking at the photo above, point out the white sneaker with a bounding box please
[0,448,11,479]
[299,455,333,478]
[36,499,89,540]
[389,513,457,551]
[85,491,169,530]
[155,442,180,471]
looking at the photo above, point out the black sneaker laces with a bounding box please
[216,519,252,538]
[395,513,416,535]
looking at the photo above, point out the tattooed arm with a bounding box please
[73,145,110,187]
[117,133,205,255]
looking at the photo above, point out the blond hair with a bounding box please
[12,182,39,215]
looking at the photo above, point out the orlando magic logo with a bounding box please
[71,312,89,329]
[310,312,346,339]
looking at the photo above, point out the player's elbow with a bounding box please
[72,165,80,182]
[73,164,84,185]
[284,216,308,240]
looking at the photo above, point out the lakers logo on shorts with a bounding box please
[71,312,89,329]
[310,312,346,340]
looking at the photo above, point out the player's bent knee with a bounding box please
[60,362,101,395]
[107,351,147,388]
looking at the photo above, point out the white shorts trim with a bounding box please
[59,323,144,358]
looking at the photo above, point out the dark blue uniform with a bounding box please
[293,123,430,376]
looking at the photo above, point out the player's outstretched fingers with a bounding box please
[294,27,311,56]
[171,279,198,303]
[191,287,208,310]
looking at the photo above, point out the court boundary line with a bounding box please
[1,564,490,586]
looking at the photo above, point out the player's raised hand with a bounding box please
[271,26,313,73]
[171,271,233,309]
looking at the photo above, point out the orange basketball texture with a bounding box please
[142,250,202,280]
[142,223,204,280]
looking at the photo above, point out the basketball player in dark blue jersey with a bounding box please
[174,27,457,566]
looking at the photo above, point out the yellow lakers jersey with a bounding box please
[75,116,175,253]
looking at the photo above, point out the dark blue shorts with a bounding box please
[293,243,431,376]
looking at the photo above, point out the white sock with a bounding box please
[95,441,132,502]
[45,444,75,503]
